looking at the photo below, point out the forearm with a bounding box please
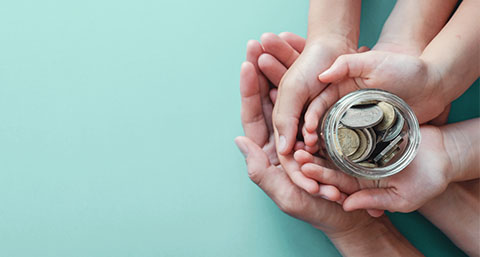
[421,0,480,105]
[419,180,480,257]
[306,0,361,49]
[327,216,423,257]
[375,0,457,55]
[442,118,480,182]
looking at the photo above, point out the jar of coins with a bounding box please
[319,89,421,179]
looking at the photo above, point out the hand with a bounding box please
[265,32,357,194]
[297,125,452,215]
[235,38,374,235]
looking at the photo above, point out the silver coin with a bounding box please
[383,108,405,142]
[368,127,376,145]
[373,134,404,163]
[353,100,379,107]
[340,105,384,129]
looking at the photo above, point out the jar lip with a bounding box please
[323,89,421,179]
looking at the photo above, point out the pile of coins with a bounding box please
[335,101,405,168]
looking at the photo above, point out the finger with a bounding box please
[301,163,360,194]
[279,32,306,53]
[235,136,294,200]
[357,46,370,53]
[336,192,348,205]
[367,209,385,217]
[294,141,306,151]
[317,185,341,202]
[258,53,287,87]
[273,89,308,154]
[318,52,370,83]
[246,40,274,132]
[304,85,340,133]
[261,32,300,68]
[269,88,277,104]
[240,62,269,145]
[343,188,411,213]
[302,124,318,147]
[429,104,451,126]
[293,149,327,167]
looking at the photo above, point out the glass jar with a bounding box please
[319,89,421,180]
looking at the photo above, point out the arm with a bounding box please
[419,180,480,257]
[443,118,480,182]
[422,0,480,106]
[374,0,458,55]
[306,0,361,48]
[328,216,423,257]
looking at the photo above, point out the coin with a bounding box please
[374,102,396,131]
[359,128,375,161]
[373,134,404,163]
[358,162,377,168]
[350,129,368,161]
[368,127,377,145]
[340,105,384,128]
[379,147,401,166]
[337,128,360,157]
[353,100,379,106]
[383,109,404,142]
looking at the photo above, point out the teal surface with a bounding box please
[0,0,476,256]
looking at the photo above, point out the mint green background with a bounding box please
[0,0,477,256]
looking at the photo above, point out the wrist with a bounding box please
[326,216,421,257]
[423,59,449,112]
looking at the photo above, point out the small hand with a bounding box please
[297,125,451,215]
[263,32,357,194]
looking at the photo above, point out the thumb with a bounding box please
[318,52,371,83]
[342,187,407,213]
[234,136,271,185]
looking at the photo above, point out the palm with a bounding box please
[302,126,450,213]
[238,39,373,235]
[326,51,440,124]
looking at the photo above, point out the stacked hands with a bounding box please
[235,1,479,255]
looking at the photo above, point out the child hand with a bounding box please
[296,125,452,215]
[302,50,446,150]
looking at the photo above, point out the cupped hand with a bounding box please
[297,125,451,215]
[263,33,357,193]
[234,40,374,235]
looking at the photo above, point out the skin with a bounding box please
[419,180,480,257]
[271,0,467,194]
[271,0,362,195]
[252,32,479,254]
[299,119,480,213]
[235,40,423,256]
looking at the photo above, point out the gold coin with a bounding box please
[337,128,360,157]
[350,129,368,161]
[379,147,401,166]
[358,162,377,168]
[375,102,396,131]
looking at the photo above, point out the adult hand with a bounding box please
[235,40,374,235]
[235,39,424,257]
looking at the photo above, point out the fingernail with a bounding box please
[278,135,286,152]
[234,139,249,158]
[321,195,330,200]
[318,68,331,80]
